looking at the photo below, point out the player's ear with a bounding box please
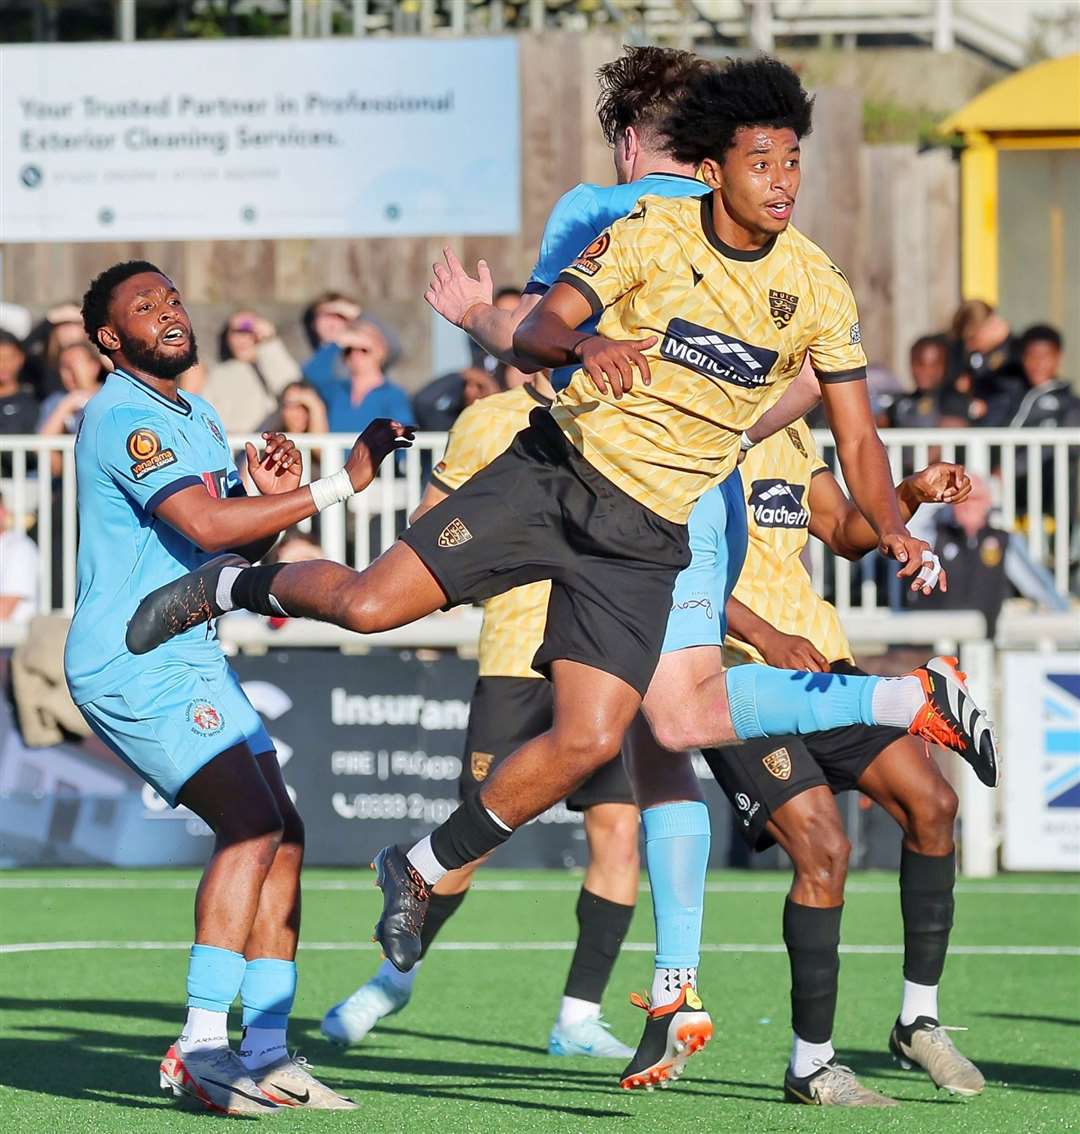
[699,157,723,190]
[621,126,637,161]
[97,325,120,353]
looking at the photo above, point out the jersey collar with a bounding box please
[700,193,778,262]
[113,368,193,416]
[639,171,703,186]
[525,384,553,409]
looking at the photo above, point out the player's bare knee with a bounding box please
[588,809,641,873]
[906,781,959,851]
[647,712,697,754]
[792,819,850,895]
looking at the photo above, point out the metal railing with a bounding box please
[1,426,1077,619]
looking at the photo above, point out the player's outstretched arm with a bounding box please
[424,246,544,371]
[726,596,829,671]
[514,283,655,399]
[154,420,413,554]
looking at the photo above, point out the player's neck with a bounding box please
[113,359,181,402]
[709,197,776,253]
[629,156,698,183]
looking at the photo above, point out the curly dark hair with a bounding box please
[595,45,712,149]
[663,56,814,166]
[81,260,167,355]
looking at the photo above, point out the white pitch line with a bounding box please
[1,940,1077,957]
[0,877,1077,896]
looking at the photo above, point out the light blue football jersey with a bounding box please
[524,172,709,390]
[65,369,241,703]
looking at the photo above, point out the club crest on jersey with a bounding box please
[762,747,792,780]
[438,518,473,548]
[748,479,810,528]
[126,428,177,479]
[187,700,224,736]
[661,318,778,388]
[769,289,800,329]
[569,233,610,277]
[202,414,224,446]
[470,751,494,782]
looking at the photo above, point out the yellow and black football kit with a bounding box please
[702,419,904,850]
[402,191,866,695]
[554,192,867,524]
[428,386,632,810]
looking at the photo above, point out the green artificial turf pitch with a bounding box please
[0,869,1077,1132]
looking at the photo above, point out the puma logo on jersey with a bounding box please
[748,479,810,528]
[660,318,777,388]
[438,518,473,547]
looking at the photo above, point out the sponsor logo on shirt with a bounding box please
[126,428,177,479]
[769,289,800,329]
[849,321,861,345]
[569,233,610,277]
[748,479,810,528]
[660,318,778,388]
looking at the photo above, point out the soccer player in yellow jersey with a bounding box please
[322,371,641,1059]
[127,60,996,1076]
[702,418,986,1105]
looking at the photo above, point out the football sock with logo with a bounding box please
[239,958,296,1070]
[419,890,469,959]
[642,802,710,1009]
[411,793,513,885]
[563,888,636,1006]
[180,944,247,1053]
[898,847,954,1023]
[725,664,885,740]
[227,564,289,617]
[783,900,842,1051]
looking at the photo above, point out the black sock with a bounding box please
[230,563,288,616]
[900,847,955,986]
[418,890,467,959]
[783,899,842,1045]
[429,792,513,872]
[563,888,636,1004]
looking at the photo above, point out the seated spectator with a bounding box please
[884,336,968,428]
[37,342,106,475]
[0,491,38,625]
[203,310,301,434]
[0,331,39,437]
[951,299,1026,426]
[308,319,412,433]
[302,291,402,393]
[261,380,330,436]
[914,474,1011,636]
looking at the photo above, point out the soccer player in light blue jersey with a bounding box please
[66,261,410,1115]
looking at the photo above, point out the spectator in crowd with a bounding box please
[413,286,522,430]
[0,332,39,439]
[261,380,330,436]
[308,319,412,433]
[203,310,301,433]
[0,491,39,625]
[462,365,502,407]
[882,336,969,429]
[1009,324,1080,527]
[951,299,1026,426]
[301,291,403,393]
[37,342,107,475]
[914,473,1011,636]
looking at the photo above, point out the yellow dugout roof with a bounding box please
[939,53,1080,137]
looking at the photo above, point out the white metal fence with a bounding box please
[2,427,1077,618]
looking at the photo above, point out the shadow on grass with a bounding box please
[978,1012,1080,1030]
[842,1046,1080,1095]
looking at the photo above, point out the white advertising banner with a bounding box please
[1001,652,1080,871]
[0,37,520,242]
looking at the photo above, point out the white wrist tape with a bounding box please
[309,468,354,512]
[739,431,757,452]
[914,549,943,590]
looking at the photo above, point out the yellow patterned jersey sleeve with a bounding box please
[552,193,867,524]
[726,418,853,665]
[427,386,552,679]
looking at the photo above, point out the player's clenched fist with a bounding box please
[346,419,415,491]
[574,334,657,399]
[879,530,947,596]
[902,462,972,506]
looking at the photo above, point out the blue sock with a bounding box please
[240,957,298,1030]
[186,944,247,1012]
[725,665,880,741]
[642,802,711,970]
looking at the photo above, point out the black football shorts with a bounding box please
[460,676,634,811]
[401,409,690,696]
